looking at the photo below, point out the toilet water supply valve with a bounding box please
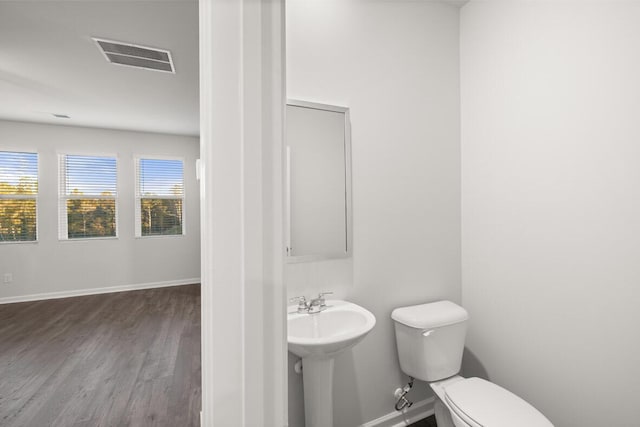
[394,377,414,411]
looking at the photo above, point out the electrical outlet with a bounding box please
[3,273,13,284]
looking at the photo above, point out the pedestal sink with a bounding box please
[288,300,376,427]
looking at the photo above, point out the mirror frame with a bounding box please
[285,99,353,263]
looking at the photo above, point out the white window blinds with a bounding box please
[59,154,118,239]
[135,157,184,237]
[0,151,38,242]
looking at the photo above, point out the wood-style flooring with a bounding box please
[0,284,201,427]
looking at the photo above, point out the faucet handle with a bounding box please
[317,292,333,307]
[289,296,309,313]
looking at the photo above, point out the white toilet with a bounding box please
[392,300,554,427]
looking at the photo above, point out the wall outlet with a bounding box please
[3,273,13,284]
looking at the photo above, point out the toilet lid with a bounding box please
[444,378,553,427]
[391,300,468,329]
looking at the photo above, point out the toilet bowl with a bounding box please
[391,301,553,427]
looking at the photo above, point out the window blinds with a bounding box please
[0,151,38,242]
[59,154,117,239]
[135,158,184,236]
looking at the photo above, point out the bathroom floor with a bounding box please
[409,414,438,426]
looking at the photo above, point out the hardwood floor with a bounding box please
[0,285,201,427]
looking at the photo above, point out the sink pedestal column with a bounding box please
[302,357,335,427]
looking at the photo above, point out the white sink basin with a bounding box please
[287,299,376,427]
[288,300,376,358]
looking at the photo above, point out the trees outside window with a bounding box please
[135,158,184,237]
[4,153,187,241]
[59,154,117,239]
[0,151,38,242]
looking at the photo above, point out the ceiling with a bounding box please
[0,1,199,137]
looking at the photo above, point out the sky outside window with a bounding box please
[65,155,116,195]
[139,158,183,196]
[0,151,38,193]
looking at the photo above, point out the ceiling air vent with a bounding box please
[93,38,175,73]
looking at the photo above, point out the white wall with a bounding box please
[0,120,200,301]
[286,1,461,425]
[461,1,640,426]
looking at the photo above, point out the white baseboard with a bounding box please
[0,278,201,304]
[360,397,435,427]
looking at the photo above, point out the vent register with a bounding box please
[93,38,175,73]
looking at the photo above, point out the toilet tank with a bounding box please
[392,301,468,382]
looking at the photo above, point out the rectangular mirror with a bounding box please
[285,100,352,262]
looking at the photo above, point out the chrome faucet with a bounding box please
[289,296,309,313]
[289,292,333,314]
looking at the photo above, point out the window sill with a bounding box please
[135,234,185,239]
[59,236,119,242]
[0,240,38,245]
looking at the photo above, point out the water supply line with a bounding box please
[394,377,414,411]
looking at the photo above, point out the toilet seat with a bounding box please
[444,378,553,427]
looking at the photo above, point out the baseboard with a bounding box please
[360,397,435,427]
[0,278,201,304]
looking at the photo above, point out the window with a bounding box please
[0,151,38,242]
[135,157,184,237]
[59,154,117,239]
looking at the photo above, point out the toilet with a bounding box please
[391,300,553,427]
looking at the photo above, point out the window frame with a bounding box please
[134,155,186,238]
[0,150,39,244]
[58,152,119,241]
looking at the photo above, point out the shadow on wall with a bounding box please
[461,347,489,380]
